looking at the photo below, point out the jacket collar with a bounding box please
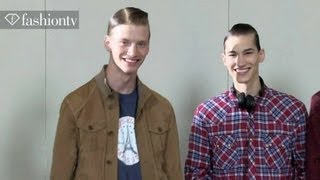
[94,65,152,111]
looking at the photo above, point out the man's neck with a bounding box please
[105,64,137,94]
[234,77,261,96]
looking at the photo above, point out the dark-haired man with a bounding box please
[185,23,307,179]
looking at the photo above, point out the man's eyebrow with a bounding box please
[227,50,237,54]
[243,48,256,52]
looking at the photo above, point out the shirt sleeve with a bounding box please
[184,107,212,179]
[50,99,78,180]
[306,92,320,179]
[293,102,308,179]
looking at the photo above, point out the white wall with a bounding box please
[0,0,46,179]
[1,0,319,179]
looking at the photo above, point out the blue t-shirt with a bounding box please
[117,88,142,180]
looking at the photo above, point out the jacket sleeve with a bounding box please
[50,98,78,180]
[306,92,320,179]
[164,109,183,180]
[184,108,212,179]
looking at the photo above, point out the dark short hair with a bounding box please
[107,7,150,39]
[223,23,261,51]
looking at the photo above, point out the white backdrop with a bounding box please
[1,0,319,179]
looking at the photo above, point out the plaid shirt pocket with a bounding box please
[211,134,239,170]
[263,134,292,169]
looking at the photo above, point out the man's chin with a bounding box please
[235,76,250,84]
[121,68,138,75]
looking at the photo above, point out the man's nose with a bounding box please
[127,44,138,56]
[236,54,245,66]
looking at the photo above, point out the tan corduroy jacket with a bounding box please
[50,66,183,180]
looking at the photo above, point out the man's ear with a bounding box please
[104,35,111,52]
[221,52,227,66]
[258,49,265,63]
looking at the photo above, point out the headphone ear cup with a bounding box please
[245,95,255,113]
[237,92,246,109]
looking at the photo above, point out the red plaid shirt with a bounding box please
[185,86,307,179]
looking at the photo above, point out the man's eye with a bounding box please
[137,42,147,48]
[120,41,130,46]
[228,54,236,57]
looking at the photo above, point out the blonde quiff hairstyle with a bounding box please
[107,7,150,40]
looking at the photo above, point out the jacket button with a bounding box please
[108,105,113,110]
[108,131,114,136]
[158,127,163,132]
[108,94,114,99]
[106,160,112,164]
[88,125,93,130]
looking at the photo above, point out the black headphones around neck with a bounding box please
[237,92,255,113]
[234,77,265,113]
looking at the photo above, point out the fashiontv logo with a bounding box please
[0,11,79,29]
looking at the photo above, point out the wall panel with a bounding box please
[0,1,46,180]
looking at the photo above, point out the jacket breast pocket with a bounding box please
[77,119,106,152]
[211,134,239,170]
[148,122,169,153]
[263,134,292,169]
